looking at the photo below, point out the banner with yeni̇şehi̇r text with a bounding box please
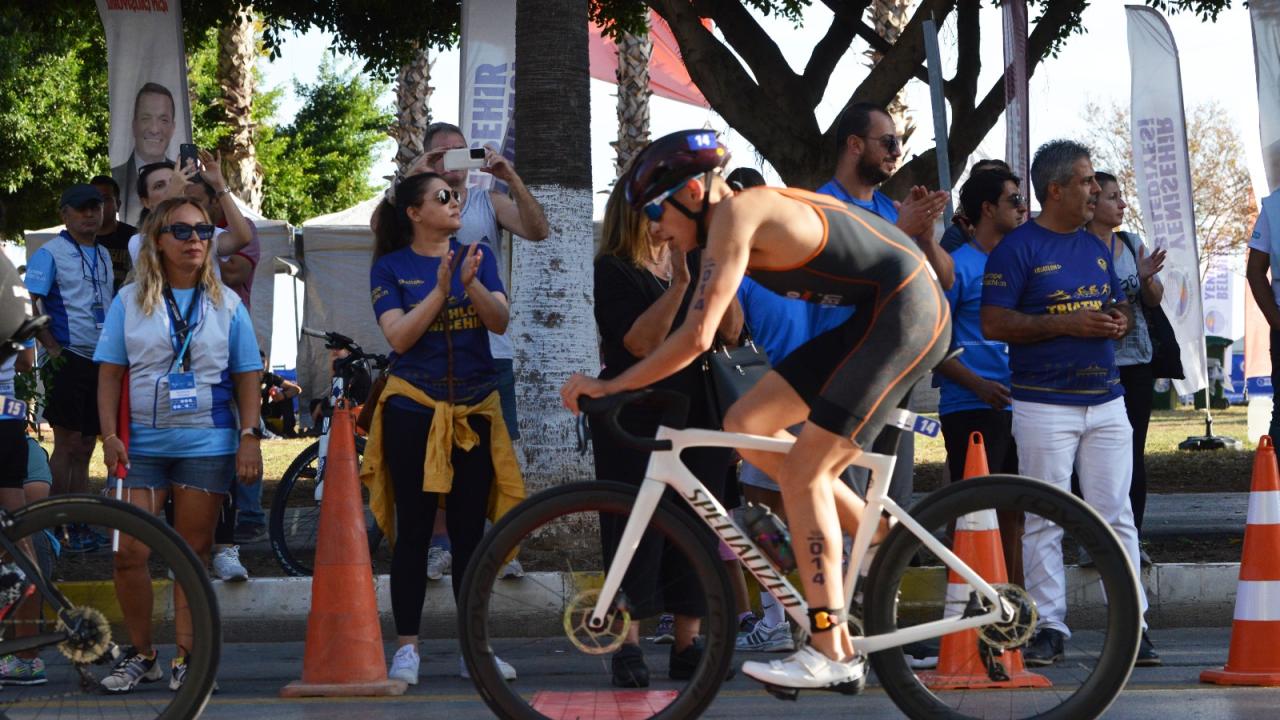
[1002,0,1029,186]
[459,0,516,195]
[1125,5,1207,397]
[96,0,193,227]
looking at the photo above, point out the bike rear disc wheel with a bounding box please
[864,475,1141,720]
[0,495,219,719]
[457,481,737,720]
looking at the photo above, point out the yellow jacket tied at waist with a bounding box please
[359,374,525,547]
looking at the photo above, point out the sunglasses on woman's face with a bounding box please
[160,223,215,242]
[433,188,460,206]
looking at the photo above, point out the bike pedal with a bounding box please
[825,677,866,696]
[763,684,800,701]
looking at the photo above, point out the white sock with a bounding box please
[761,592,785,628]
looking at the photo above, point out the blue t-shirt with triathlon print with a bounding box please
[815,180,900,224]
[370,238,505,404]
[981,221,1124,406]
[939,242,1011,415]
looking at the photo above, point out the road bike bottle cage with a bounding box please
[808,606,847,634]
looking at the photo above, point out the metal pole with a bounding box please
[923,16,954,223]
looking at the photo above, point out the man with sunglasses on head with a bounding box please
[24,185,115,550]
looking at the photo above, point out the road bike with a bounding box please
[268,328,387,576]
[457,387,1142,720]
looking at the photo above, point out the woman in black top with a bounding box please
[592,180,741,687]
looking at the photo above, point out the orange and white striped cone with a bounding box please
[1200,435,1280,686]
[918,432,1050,689]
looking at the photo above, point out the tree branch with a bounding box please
[694,0,807,110]
[802,2,865,109]
[947,0,981,116]
[828,0,956,144]
[818,0,928,85]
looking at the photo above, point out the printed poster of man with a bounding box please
[96,0,194,226]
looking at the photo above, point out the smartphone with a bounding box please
[179,143,201,172]
[442,147,487,171]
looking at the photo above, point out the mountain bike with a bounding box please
[457,387,1142,720]
[0,495,219,719]
[269,328,388,576]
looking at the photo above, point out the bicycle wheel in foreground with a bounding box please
[458,481,737,720]
[864,475,1142,720]
[0,495,218,720]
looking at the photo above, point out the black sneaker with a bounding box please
[1022,628,1065,667]
[611,644,649,688]
[669,637,735,681]
[1136,631,1161,667]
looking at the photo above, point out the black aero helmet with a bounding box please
[624,129,729,210]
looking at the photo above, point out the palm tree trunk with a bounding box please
[392,44,434,177]
[216,6,262,210]
[512,0,596,491]
[866,0,916,146]
[613,29,652,175]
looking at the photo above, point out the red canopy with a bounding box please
[589,11,710,109]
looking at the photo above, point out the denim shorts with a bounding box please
[123,454,235,494]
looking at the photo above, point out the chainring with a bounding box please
[57,606,113,664]
[977,583,1037,651]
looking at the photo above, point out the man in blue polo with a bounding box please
[26,185,115,551]
[981,139,1158,667]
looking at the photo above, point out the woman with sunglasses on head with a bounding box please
[362,172,524,686]
[94,196,263,693]
[590,179,742,688]
[1086,171,1166,571]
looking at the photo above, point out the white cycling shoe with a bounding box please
[741,645,866,696]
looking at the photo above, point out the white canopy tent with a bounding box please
[295,197,389,407]
[22,197,293,360]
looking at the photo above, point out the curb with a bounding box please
[54,563,1241,642]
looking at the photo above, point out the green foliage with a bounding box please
[0,6,110,236]
[259,59,391,224]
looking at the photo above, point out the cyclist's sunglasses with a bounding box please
[160,223,216,242]
[433,188,460,205]
[643,180,690,222]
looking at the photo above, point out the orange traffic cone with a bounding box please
[281,404,406,697]
[1200,435,1280,686]
[917,432,1050,690]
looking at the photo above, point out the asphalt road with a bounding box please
[12,626,1267,720]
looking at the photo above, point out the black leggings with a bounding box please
[1119,363,1154,531]
[383,402,493,637]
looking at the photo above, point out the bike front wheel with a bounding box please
[864,475,1142,720]
[457,481,737,720]
[0,495,219,719]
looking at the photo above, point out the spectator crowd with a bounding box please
[2,101,1216,690]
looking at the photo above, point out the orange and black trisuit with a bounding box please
[745,187,952,448]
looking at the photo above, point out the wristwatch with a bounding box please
[240,427,264,440]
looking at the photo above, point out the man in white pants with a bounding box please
[980,139,1159,667]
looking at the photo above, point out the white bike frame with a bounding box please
[588,411,1008,654]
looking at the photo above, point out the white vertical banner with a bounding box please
[96,0,192,226]
[1201,262,1234,339]
[1126,5,1207,397]
[459,0,517,194]
[1252,0,1280,192]
[1002,0,1030,184]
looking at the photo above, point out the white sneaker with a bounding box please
[426,546,452,581]
[388,645,419,685]
[212,546,248,582]
[498,558,525,579]
[459,653,517,682]
[742,645,866,692]
[736,621,795,652]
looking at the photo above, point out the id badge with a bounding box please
[168,372,198,413]
[92,302,105,330]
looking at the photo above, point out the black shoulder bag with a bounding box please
[1116,232,1184,380]
[702,325,772,427]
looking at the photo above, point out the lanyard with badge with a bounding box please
[163,286,201,413]
[65,234,108,329]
